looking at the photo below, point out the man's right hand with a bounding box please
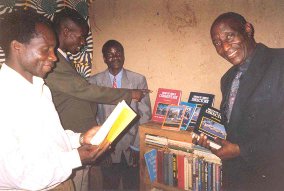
[78,142,111,165]
[131,89,152,102]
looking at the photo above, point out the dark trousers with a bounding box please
[102,154,139,191]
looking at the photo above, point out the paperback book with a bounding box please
[188,92,215,129]
[90,100,137,148]
[152,88,182,123]
[194,105,227,149]
[144,149,157,182]
[162,105,185,131]
[179,101,197,131]
[188,92,215,106]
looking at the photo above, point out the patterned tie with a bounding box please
[112,76,117,88]
[226,70,242,122]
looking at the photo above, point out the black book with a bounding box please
[188,91,215,107]
[193,105,227,149]
[187,92,215,129]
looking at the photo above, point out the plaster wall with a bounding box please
[89,0,284,108]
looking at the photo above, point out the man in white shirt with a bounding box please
[0,10,109,191]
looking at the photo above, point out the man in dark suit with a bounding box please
[197,12,284,191]
[89,40,152,190]
[44,8,148,191]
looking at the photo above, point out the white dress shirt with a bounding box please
[0,64,82,190]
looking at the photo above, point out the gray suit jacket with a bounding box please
[89,69,152,165]
[44,52,132,133]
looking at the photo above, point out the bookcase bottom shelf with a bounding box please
[139,122,222,191]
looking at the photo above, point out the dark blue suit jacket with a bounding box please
[220,43,284,191]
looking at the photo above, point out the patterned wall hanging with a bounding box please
[0,0,93,78]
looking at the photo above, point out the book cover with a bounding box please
[188,92,215,107]
[179,101,197,131]
[187,92,215,130]
[152,88,182,123]
[144,149,157,182]
[194,105,227,150]
[162,105,185,131]
[90,100,137,147]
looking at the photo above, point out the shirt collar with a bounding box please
[108,68,124,80]
[57,48,69,61]
[237,47,256,73]
[1,64,45,95]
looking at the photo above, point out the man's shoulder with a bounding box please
[124,69,146,79]
[88,69,108,82]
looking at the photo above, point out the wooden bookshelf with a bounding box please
[139,121,193,191]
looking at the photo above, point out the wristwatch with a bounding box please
[79,133,84,146]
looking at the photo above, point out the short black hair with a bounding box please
[211,12,248,34]
[53,7,89,35]
[0,9,52,57]
[102,40,124,55]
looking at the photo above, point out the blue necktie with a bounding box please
[226,70,242,122]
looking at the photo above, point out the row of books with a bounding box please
[151,88,227,149]
[145,147,222,191]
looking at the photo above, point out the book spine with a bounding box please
[168,153,174,186]
[207,162,212,191]
[184,156,189,190]
[198,157,202,191]
[177,154,185,189]
[187,155,193,190]
[157,150,164,184]
[204,160,208,191]
[163,152,169,185]
[172,153,178,187]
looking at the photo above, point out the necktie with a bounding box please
[226,70,242,122]
[112,76,117,88]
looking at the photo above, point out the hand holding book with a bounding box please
[78,100,137,163]
[90,100,137,148]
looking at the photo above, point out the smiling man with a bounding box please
[196,12,284,190]
[44,8,150,191]
[89,40,151,190]
[0,10,110,190]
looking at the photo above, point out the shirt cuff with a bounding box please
[60,149,82,171]
[65,130,81,149]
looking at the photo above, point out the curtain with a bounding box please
[0,0,93,78]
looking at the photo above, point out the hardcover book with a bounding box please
[152,88,182,123]
[162,105,185,131]
[157,149,164,183]
[179,101,197,131]
[188,92,215,129]
[90,100,137,148]
[194,105,227,149]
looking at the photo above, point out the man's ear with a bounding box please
[103,55,107,64]
[63,27,70,37]
[245,22,254,38]
[11,40,23,53]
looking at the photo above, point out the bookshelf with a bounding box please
[139,121,222,191]
[140,122,193,191]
